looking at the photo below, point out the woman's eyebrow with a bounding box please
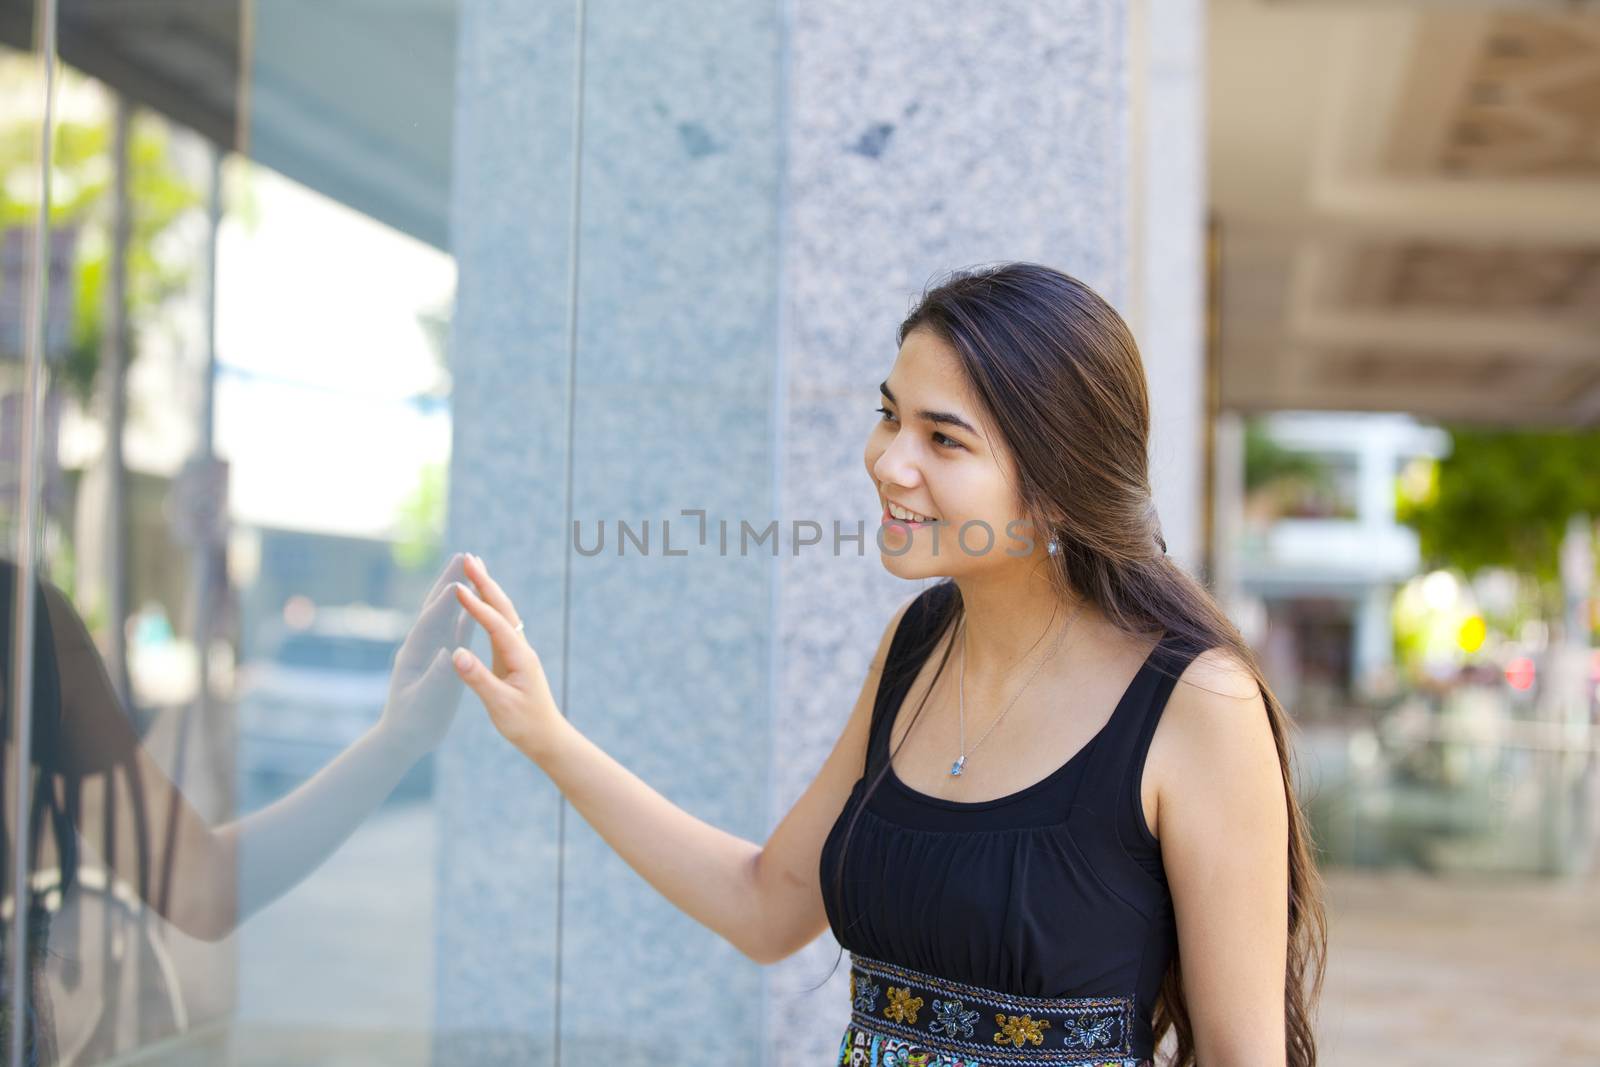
[879,380,980,436]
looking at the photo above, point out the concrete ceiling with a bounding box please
[1208,0,1600,426]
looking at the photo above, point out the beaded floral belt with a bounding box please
[838,953,1151,1067]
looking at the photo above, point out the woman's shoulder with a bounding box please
[1166,644,1263,704]
[1146,645,1280,836]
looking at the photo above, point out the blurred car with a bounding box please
[235,606,430,806]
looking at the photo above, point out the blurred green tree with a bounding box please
[1396,426,1600,585]
[0,69,204,404]
[1,62,206,643]
[1243,416,1328,492]
[1241,416,1357,522]
[392,460,446,573]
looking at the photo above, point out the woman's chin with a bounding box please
[877,548,939,580]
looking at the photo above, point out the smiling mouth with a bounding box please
[882,498,938,525]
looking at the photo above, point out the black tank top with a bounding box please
[819,580,1204,1059]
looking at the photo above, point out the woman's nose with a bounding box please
[871,435,920,491]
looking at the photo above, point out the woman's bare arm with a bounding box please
[451,555,912,964]
[744,596,910,961]
[1152,648,1291,1066]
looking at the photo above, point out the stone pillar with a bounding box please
[438,1,783,1064]
[1130,0,1208,574]
[432,3,578,1063]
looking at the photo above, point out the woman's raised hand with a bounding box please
[451,554,565,757]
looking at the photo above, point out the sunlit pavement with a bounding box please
[230,797,435,1067]
[1315,864,1600,1066]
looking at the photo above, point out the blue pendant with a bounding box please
[950,756,966,776]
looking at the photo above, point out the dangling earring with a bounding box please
[1046,536,1061,557]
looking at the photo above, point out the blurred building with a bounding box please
[1228,411,1449,715]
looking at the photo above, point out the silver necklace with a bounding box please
[951,602,1082,777]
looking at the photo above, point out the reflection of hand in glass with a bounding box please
[224,552,472,927]
[375,557,476,760]
[3,551,472,940]
[0,551,467,1060]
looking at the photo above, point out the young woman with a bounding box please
[451,262,1326,1067]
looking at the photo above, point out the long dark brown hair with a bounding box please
[821,262,1325,1067]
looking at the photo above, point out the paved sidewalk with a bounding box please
[1316,865,1600,1066]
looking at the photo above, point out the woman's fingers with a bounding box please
[448,564,562,753]
[449,643,519,716]
[452,581,530,677]
[450,584,558,752]
[462,555,527,677]
[462,555,522,629]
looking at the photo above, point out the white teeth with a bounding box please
[888,501,934,523]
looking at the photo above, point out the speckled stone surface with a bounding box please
[552,0,785,1058]
[439,0,782,1063]
[783,2,1131,408]
[433,1,574,1063]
